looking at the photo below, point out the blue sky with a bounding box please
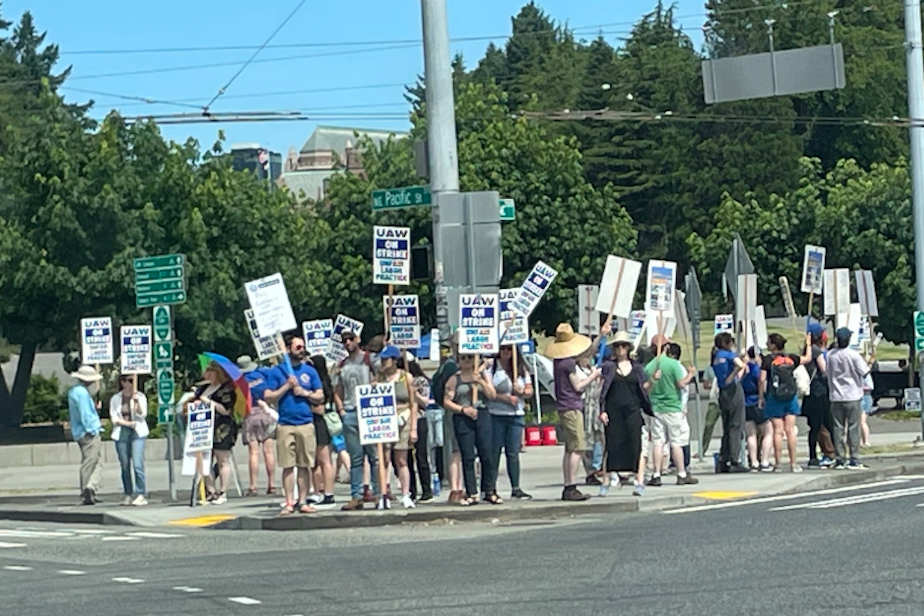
[6,0,706,156]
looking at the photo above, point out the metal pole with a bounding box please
[533,354,542,425]
[906,0,924,402]
[767,20,778,96]
[166,418,176,501]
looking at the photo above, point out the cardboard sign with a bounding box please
[855,270,879,317]
[303,319,334,358]
[736,274,758,333]
[905,388,922,413]
[578,285,600,336]
[81,317,114,365]
[245,273,297,336]
[743,306,769,352]
[119,325,152,375]
[512,261,558,318]
[373,225,411,286]
[356,382,399,445]
[326,315,365,363]
[245,309,281,360]
[824,268,850,317]
[459,293,499,355]
[595,256,642,319]
[714,314,734,336]
[184,402,214,453]
[628,310,646,348]
[858,314,871,343]
[846,303,862,348]
[801,245,826,294]
[645,260,677,318]
[779,275,798,320]
[383,295,421,349]
[674,291,692,346]
[646,311,677,346]
[499,288,529,346]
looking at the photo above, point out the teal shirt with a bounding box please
[67,384,102,440]
[644,357,686,413]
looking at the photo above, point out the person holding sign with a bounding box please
[109,374,149,506]
[194,362,239,505]
[711,333,748,473]
[443,355,499,506]
[374,346,419,509]
[758,334,810,472]
[488,345,534,501]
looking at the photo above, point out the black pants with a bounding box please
[408,416,432,499]
[453,411,497,497]
[718,383,746,465]
[804,394,835,460]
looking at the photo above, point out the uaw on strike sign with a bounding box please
[459,293,499,355]
[373,226,410,286]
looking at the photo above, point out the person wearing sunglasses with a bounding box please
[109,374,149,506]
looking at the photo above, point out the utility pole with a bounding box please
[421,0,460,347]
[906,0,924,396]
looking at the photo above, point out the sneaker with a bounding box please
[131,495,148,507]
[418,492,434,503]
[376,496,391,510]
[790,465,803,473]
[819,456,835,468]
[211,492,228,505]
[320,495,336,506]
[307,493,325,505]
[510,488,532,500]
[632,483,646,497]
[585,473,603,486]
[341,499,364,511]
[598,484,610,497]
[847,460,869,470]
[120,495,134,506]
[728,463,749,474]
[807,459,821,468]
[401,494,416,509]
[676,474,699,485]
[362,486,375,503]
[646,475,662,487]
[561,486,591,501]
[833,461,847,470]
[760,464,774,473]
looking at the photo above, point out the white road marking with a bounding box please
[173,586,203,593]
[126,532,184,539]
[0,529,72,538]
[229,597,262,605]
[112,577,145,584]
[56,528,114,535]
[662,479,909,514]
[3,566,33,571]
[0,542,26,548]
[58,570,87,576]
[101,536,141,542]
[770,486,924,511]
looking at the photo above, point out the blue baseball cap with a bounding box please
[808,323,826,336]
[835,327,852,341]
[379,345,401,360]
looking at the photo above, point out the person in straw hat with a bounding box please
[67,365,105,505]
[545,322,610,501]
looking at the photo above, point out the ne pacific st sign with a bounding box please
[371,186,516,221]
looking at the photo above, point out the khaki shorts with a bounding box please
[559,410,588,452]
[276,423,316,469]
[641,415,652,458]
[651,413,690,447]
[394,412,413,451]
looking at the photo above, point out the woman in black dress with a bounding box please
[194,362,238,505]
[598,332,652,497]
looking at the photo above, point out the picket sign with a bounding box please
[801,245,826,330]
[595,256,642,323]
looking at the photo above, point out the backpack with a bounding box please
[769,355,797,402]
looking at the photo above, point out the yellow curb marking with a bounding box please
[692,491,759,500]
[167,514,236,528]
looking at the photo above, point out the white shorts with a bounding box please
[640,415,652,458]
[651,413,690,447]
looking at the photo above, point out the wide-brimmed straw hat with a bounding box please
[544,323,592,359]
[609,331,633,347]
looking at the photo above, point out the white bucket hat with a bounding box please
[70,365,103,382]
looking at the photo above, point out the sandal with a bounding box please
[459,495,479,506]
[246,487,258,497]
[484,493,504,505]
[280,503,296,516]
[266,487,276,496]
[298,504,316,514]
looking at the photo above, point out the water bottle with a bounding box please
[433,477,441,497]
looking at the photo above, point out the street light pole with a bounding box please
[905,0,924,400]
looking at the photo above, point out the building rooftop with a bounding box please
[298,125,406,157]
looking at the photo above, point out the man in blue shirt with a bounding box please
[265,335,324,515]
[67,365,104,505]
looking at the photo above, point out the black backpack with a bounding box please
[769,355,797,402]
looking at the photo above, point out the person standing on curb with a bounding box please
[333,330,378,511]
[264,335,324,516]
[374,345,419,510]
[430,344,463,503]
[109,374,149,506]
[803,323,836,468]
[711,333,748,473]
[826,328,872,470]
[68,365,104,505]
[238,356,278,496]
[488,345,533,500]
[544,322,609,502]
[758,334,806,473]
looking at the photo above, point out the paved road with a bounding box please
[4,476,924,615]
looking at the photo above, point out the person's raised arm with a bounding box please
[109,394,133,427]
[678,364,697,389]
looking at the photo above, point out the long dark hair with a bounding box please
[494,346,527,378]
[399,358,428,381]
[712,332,734,364]
[310,355,334,404]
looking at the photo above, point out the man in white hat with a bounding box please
[545,322,610,501]
[68,365,104,505]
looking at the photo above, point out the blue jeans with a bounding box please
[114,429,146,496]
[591,439,604,471]
[342,410,379,501]
[491,414,524,490]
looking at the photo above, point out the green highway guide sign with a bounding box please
[372,186,432,210]
[138,291,186,308]
[134,254,187,307]
[134,255,185,270]
[499,198,516,221]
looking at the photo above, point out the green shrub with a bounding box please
[22,374,67,424]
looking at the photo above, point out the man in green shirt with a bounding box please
[644,343,698,486]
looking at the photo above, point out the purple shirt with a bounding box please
[554,358,584,412]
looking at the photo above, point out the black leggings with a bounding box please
[804,395,835,460]
[407,416,432,499]
[453,411,497,496]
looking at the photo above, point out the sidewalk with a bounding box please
[0,431,922,530]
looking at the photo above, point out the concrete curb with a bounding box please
[0,507,136,526]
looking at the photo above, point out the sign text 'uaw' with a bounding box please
[373,225,411,286]
[459,293,499,355]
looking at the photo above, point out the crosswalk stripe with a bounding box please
[113,577,145,584]
[0,530,72,538]
[3,566,32,571]
[0,542,26,548]
[662,479,909,514]
[126,532,184,539]
[101,536,141,542]
[174,586,203,593]
[58,570,87,576]
[770,485,924,511]
[229,597,262,605]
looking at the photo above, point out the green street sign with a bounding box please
[154,341,173,368]
[157,404,174,425]
[157,368,175,406]
[135,266,184,282]
[153,306,171,341]
[137,291,186,308]
[134,254,185,271]
[916,311,924,339]
[499,198,516,221]
[372,186,432,210]
[136,279,185,294]
[916,337,924,354]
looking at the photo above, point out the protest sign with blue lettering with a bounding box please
[356,382,399,446]
[512,261,558,318]
[499,288,529,346]
[120,325,152,375]
[801,245,826,294]
[245,309,281,360]
[459,293,499,355]
[81,317,114,365]
[303,319,334,358]
[645,260,677,318]
[185,402,214,453]
[383,295,421,349]
[714,314,734,335]
[326,314,365,363]
[373,225,411,286]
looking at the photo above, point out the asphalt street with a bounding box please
[4,476,924,615]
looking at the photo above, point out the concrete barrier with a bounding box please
[0,437,250,468]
